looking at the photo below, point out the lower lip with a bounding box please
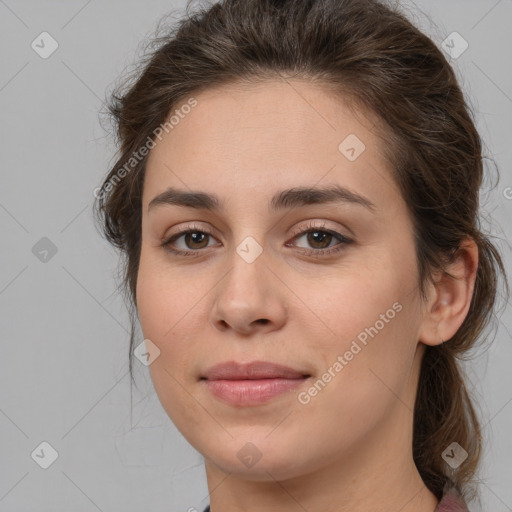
[203,378,308,406]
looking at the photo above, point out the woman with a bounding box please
[95,0,508,510]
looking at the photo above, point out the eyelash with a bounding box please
[160,221,353,258]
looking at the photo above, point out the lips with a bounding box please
[200,360,311,406]
[201,360,310,380]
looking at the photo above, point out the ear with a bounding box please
[418,238,479,346]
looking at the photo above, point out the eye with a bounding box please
[160,221,353,258]
[161,224,220,257]
[287,221,353,257]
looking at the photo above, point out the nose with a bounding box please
[209,246,287,336]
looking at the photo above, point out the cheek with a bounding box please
[136,255,189,396]
[301,242,421,401]
[301,253,417,353]
[136,254,210,433]
[136,249,200,340]
[297,296,419,453]
[136,249,215,395]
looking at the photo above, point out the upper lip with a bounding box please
[201,360,310,380]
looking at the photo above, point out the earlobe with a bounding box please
[418,238,479,347]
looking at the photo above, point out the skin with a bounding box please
[136,79,478,512]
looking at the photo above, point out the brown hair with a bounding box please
[94,0,509,503]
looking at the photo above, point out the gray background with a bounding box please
[0,0,511,511]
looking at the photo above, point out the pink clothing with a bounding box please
[434,481,470,511]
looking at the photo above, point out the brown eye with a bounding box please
[161,227,219,256]
[182,231,210,249]
[290,228,351,254]
[304,230,334,249]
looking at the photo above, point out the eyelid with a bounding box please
[164,221,217,239]
[288,219,355,245]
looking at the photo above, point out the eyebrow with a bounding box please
[147,184,376,213]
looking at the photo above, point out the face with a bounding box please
[136,79,427,481]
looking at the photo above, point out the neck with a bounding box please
[204,405,439,512]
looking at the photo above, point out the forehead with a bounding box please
[143,79,402,213]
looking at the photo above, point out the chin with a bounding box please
[201,435,312,481]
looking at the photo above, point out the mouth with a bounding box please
[200,360,311,406]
